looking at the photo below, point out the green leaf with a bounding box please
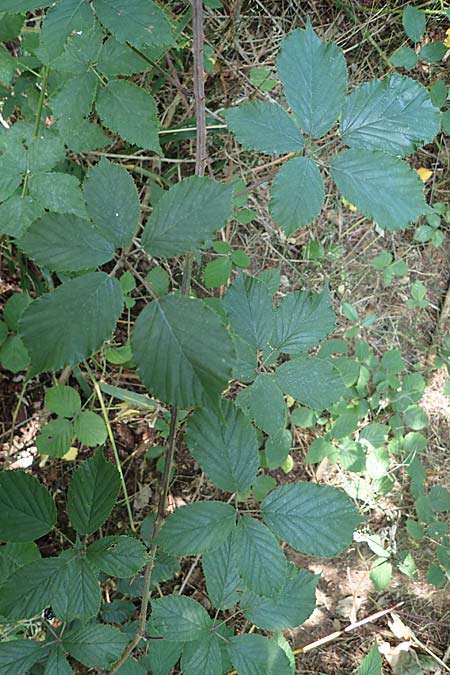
[0,14,25,42]
[29,172,88,219]
[146,266,170,295]
[231,249,250,267]
[0,0,51,9]
[73,411,107,447]
[261,482,360,557]
[44,646,73,675]
[427,563,446,587]
[330,149,429,230]
[142,176,233,257]
[240,564,318,630]
[99,383,156,410]
[50,71,98,123]
[358,641,382,675]
[402,5,426,42]
[92,0,173,48]
[227,634,293,675]
[419,42,447,63]
[39,0,93,62]
[157,501,236,556]
[86,535,147,577]
[181,634,222,675]
[132,295,234,407]
[276,23,347,138]
[186,399,259,493]
[96,79,161,152]
[276,357,348,410]
[58,118,109,153]
[52,19,103,72]
[17,213,114,272]
[265,429,292,470]
[0,557,62,619]
[83,158,140,248]
[67,449,121,535]
[63,623,128,669]
[20,272,124,374]
[0,195,44,238]
[429,80,447,108]
[390,46,418,69]
[233,516,287,597]
[0,470,56,542]
[52,554,101,621]
[3,292,31,331]
[253,475,277,502]
[442,109,450,136]
[202,535,240,610]
[0,44,16,87]
[36,418,73,458]
[270,157,324,234]
[97,37,149,75]
[151,595,212,641]
[139,641,183,675]
[204,257,232,288]
[45,385,81,417]
[236,374,286,436]
[340,75,440,156]
[223,273,274,349]
[225,101,303,153]
[0,640,47,675]
[429,486,450,511]
[0,335,30,373]
[370,559,392,591]
[271,285,335,354]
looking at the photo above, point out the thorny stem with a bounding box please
[108,2,207,672]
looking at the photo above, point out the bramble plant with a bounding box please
[0,2,449,675]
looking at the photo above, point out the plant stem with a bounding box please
[33,65,49,139]
[108,2,207,672]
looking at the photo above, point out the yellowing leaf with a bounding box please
[416,167,432,182]
[63,447,79,461]
[444,28,450,49]
[341,196,358,212]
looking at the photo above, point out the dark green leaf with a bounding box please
[97,37,149,75]
[44,646,73,675]
[142,176,233,257]
[50,71,98,123]
[93,0,173,48]
[139,641,183,675]
[52,19,103,72]
[151,595,212,641]
[390,46,418,69]
[276,23,347,138]
[0,470,56,542]
[270,157,324,234]
[63,623,128,669]
[0,195,44,238]
[0,640,47,675]
[261,482,361,557]
[236,374,286,436]
[52,555,101,621]
[202,535,241,610]
[132,295,235,407]
[39,0,93,62]
[45,385,81,417]
[0,335,30,373]
[227,634,292,675]
[402,5,426,42]
[225,101,303,153]
[358,641,382,675]
[0,13,25,42]
[36,418,73,458]
[87,535,147,577]
[0,1,51,9]
[20,272,124,374]
[0,557,62,619]
[67,449,121,535]
[181,634,222,675]
[276,357,348,410]
[29,172,88,219]
[223,273,274,349]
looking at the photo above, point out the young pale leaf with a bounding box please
[132,296,234,407]
[140,641,183,675]
[330,149,429,230]
[83,158,140,248]
[29,172,89,219]
[202,535,240,610]
[96,79,161,152]
[276,23,347,138]
[358,641,382,675]
[52,555,101,622]
[142,176,233,257]
[157,501,236,556]
[340,75,440,156]
[17,213,114,272]
[39,0,94,62]
[20,272,124,374]
[67,449,121,535]
[0,557,62,620]
[236,374,286,436]
[223,273,274,349]
[402,5,426,42]
[225,101,303,153]
[86,535,147,578]
[73,411,107,447]
[151,595,212,641]
[0,195,44,238]
[181,634,223,675]
[63,623,128,669]
[186,399,259,493]
[44,646,73,675]
[272,286,335,354]
[276,357,348,410]
[227,634,293,675]
[0,640,47,675]
[233,516,287,597]
[270,157,324,234]
[93,0,173,48]
[261,482,360,557]
[240,564,318,630]
[0,470,56,542]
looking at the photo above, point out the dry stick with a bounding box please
[108,3,207,672]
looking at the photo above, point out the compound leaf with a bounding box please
[0,470,56,542]
[20,271,124,374]
[67,449,121,535]
[225,101,303,154]
[270,157,324,234]
[83,158,140,248]
[227,634,293,675]
[142,176,233,258]
[63,623,128,670]
[157,501,236,556]
[186,399,259,493]
[39,0,93,62]
[276,357,348,410]
[330,149,429,230]
[233,516,287,597]
[151,595,212,641]
[261,482,361,557]
[223,273,274,350]
[202,535,241,610]
[92,0,173,48]
[17,213,114,272]
[0,0,50,9]
[340,74,440,156]
[132,295,234,407]
[276,23,347,138]
[0,557,62,619]
[96,79,161,152]
[86,535,147,578]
